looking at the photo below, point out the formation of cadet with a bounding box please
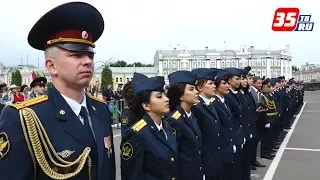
[120,67,304,180]
[0,2,116,180]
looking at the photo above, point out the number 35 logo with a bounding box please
[272,8,300,31]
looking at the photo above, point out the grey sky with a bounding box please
[0,0,318,68]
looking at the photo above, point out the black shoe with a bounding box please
[273,145,281,149]
[251,165,257,170]
[271,149,277,153]
[269,153,276,157]
[261,155,274,160]
[253,161,266,167]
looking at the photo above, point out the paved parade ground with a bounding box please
[111,91,318,180]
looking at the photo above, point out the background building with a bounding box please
[293,63,320,82]
[154,45,293,83]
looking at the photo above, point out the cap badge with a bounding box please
[81,31,88,40]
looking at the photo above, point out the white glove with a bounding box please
[203,175,206,180]
[286,108,288,111]
[250,134,253,139]
[241,144,243,149]
[233,145,236,153]
[243,138,246,144]
[265,123,271,128]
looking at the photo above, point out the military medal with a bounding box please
[104,136,112,158]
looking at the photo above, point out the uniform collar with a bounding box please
[199,95,210,105]
[61,93,87,116]
[216,94,225,103]
[154,120,164,131]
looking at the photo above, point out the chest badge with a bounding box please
[57,150,75,159]
[104,136,113,158]
[0,132,10,160]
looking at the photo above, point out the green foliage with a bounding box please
[11,70,22,86]
[47,82,53,88]
[108,60,154,67]
[101,65,113,91]
[292,65,300,72]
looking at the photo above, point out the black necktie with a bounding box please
[80,106,94,138]
[159,128,167,140]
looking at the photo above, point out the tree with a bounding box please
[127,62,154,67]
[100,65,113,91]
[109,60,127,67]
[47,82,53,88]
[11,70,22,86]
[292,65,300,72]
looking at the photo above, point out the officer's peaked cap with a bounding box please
[168,70,196,85]
[133,76,165,95]
[28,2,104,53]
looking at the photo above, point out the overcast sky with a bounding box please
[0,0,318,68]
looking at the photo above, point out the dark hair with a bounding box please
[20,85,28,92]
[166,83,186,111]
[252,76,261,83]
[129,90,152,121]
[214,78,223,89]
[195,79,208,91]
[238,77,249,93]
[122,81,134,107]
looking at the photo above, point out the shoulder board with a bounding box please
[11,95,48,110]
[171,111,181,120]
[131,119,147,132]
[124,106,129,109]
[87,94,105,104]
[210,97,215,102]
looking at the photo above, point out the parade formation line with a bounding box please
[263,102,307,180]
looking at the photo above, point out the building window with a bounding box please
[186,62,189,69]
[168,61,171,69]
[257,59,261,66]
[172,61,176,69]
[116,78,119,82]
[164,71,168,79]
[120,78,123,83]
[163,61,167,69]
[192,61,196,68]
[127,78,129,82]
[262,59,266,66]
[226,60,230,67]
[221,61,225,68]
[197,62,201,68]
[232,61,236,67]
[210,61,216,68]
[278,60,281,66]
[251,60,256,66]
[262,69,266,77]
[202,61,206,68]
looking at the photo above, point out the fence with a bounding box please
[106,99,125,128]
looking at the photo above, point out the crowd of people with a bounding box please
[119,68,304,180]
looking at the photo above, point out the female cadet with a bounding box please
[120,72,147,135]
[120,75,178,180]
[238,68,254,180]
[165,70,203,180]
[211,69,236,180]
[224,68,245,180]
[191,68,223,180]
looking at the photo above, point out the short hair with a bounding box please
[252,76,261,83]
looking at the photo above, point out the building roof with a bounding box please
[94,66,158,74]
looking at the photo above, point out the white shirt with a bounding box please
[155,121,167,140]
[185,111,192,118]
[61,93,95,137]
[199,95,211,106]
[216,94,228,109]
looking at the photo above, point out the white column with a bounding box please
[158,60,163,76]
[280,59,284,76]
[266,58,271,77]
[288,60,292,78]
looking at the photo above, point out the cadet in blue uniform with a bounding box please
[212,69,236,180]
[0,2,116,180]
[191,68,223,179]
[120,73,148,134]
[224,68,245,180]
[120,76,177,180]
[166,70,203,180]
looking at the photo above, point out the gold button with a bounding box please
[199,151,201,154]
[196,136,198,139]
[230,139,233,142]
[229,117,231,119]
[200,167,202,170]
[215,120,218,123]
[172,178,175,180]
[218,133,220,136]
[240,125,242,127]
[218,146,220,150]
[248,124,251,126]
[230,128,232,130]
[171,158,175,162]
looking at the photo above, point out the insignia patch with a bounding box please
[121,116,129,125]
[92,106,96,111]
[121,143,133,160]
[57,150,75,159]
[0,132,10,160]
[59,110,65,115]
[81,31,88,39]
[104,136,113,158]
[172,128,177,138]
[210,97,215,102]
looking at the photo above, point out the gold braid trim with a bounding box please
[261,95,276,110]
[21,107,92,180]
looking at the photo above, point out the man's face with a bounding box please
[34,84,46,94]
[47,48,94,89]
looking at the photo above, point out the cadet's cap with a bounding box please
[243,66,253,77]
[28,2,104,53]
[262,78,271,86]
[216,69,231,81]
[168,70,196,85]
[132,72,148,83]
[225,68,242,77]
[30,71,47,88]
[192,68,216,80]
[270,78,280,87]
[278,76,285,80]
[133,76,165,95]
